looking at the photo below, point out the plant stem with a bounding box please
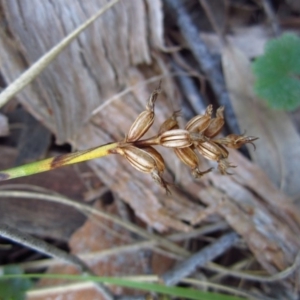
[0,142,118,181]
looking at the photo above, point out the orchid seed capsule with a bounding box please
[142,146,165,174]
[204,106,225,138]
[174,147,213,178]
[185,105,213,132]
[114,145,170,193]
[196,141,228,162]
[126,86,161,142]
[214,134,259,150]
[126,110,155,142]
[158,110,180,135]
[115,145,157,173]
[174,147,199,169]
[159,129,192,148]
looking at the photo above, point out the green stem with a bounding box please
[0,142,118,181]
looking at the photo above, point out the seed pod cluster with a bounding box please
[113,86,258,193]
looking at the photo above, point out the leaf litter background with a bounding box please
[1,0,300,299]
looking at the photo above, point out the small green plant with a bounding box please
[0,266,33,300]
[252,33,300,111]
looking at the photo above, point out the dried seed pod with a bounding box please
[126,86,161,142]
[214,134,259,150]
[218,158,236,175]
[174,147,213,177]
[159,129,192,148]
[174,147,199,169]
[115,145,170,193]
[115,145,157,173]
[185,105,213,132]
[158,110,180,135]
[142,146,165,173]
[196,141,228,162]
[204,106,225,138]
[126,110,155,142]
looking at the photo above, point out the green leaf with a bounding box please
[1,273,246,300]
[0,266,33,300]
[252,33,300,111]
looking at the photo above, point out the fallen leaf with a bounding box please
[222,43,300,199]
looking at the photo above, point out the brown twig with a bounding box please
[171,62,207,116]
[261,0,281,36]
[161,232,239,285]
[198,0,226,44]
[165,0,241,135]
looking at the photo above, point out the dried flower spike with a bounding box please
[174,147,213,178]
[185,105,213,132]
[126,85,161,142]
[204,106,225,138]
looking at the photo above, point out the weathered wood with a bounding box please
[0,1,300,289]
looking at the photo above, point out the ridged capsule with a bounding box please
[115,145,157,173]
[142,146,165,173]
[159,129,192,148]
[196,141,228,162]
[126,110,154,142]
[174,147,199,169]
[158,110,180,135]
[204,106,225,138]
[126,86,161,142]
[115,144,169,193]
[185,105,213,132]
[174,147,213,177]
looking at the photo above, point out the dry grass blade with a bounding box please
[0,0,120,108]
[0,190,189,257]
[26,274,255,299]
[13,223,226,271]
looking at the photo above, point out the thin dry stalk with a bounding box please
[0,0,120,108]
